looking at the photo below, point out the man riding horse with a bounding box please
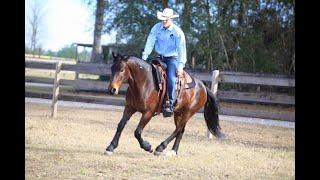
[142,8,186,117]
[105,8,225,156]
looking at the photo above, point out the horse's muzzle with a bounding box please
[109,87,118,95]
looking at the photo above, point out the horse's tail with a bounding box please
[204,86,225,139]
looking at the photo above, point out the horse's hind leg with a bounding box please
[173,109,203,154]
[154,113,188,156]
[105,106,136,155]
[134,111,154,153]
[154,128,180,155]
[171,126,186,154]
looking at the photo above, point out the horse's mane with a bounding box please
[126,55,152,70]
[112,52,152,71]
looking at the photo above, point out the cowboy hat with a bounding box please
[157,8,179,21]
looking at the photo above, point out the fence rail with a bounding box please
[218,91,294,105]
[25,60,295,121]
[219,73,295,87]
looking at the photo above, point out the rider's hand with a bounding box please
[176,69,184,78]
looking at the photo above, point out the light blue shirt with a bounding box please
[142,22,187,70]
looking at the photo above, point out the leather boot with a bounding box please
[162,100,173,117]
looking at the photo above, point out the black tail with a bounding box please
[204,86,225,139]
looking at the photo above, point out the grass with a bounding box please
[25,68,100,80]
[25,103,294,179]
[25,53,76,61]
[25,68,76,80]
[25,55,100,80]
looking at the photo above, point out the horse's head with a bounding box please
[108,52,131,95]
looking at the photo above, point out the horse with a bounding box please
[104,52,226,156]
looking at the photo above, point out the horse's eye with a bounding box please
[120,68,125,73]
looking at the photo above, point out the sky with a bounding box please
[25,0,116,52]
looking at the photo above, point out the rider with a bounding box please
[142,8,187,116]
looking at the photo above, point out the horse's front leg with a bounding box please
[105,106,136,155]
[134,111,154,153]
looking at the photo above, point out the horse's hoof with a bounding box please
[104,150,113,156]
[142,141,153,153]
[148,148,154,153]
[217,133,227,140]
[154,150,162,156]
[165,150,177,157]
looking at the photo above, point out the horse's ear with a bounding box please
[112,51,121,63]
[112,51,117,59]
[123,55,129,61]
[112,51,124,59]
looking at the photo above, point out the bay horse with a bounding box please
[105,52,225,156]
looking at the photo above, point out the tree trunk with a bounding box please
[162,0,168,9]
[289,51,295,75]
[218,32,230,69]
[192,56,195,70]
[207,38,213,70]
[29,3,40,57]
[205,0,214,70]
[181,0,191,34]
[38,47,41,58]
[91,0,106,63]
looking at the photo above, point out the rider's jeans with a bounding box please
[162,58,178,109]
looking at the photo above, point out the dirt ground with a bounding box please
[25,103,294,179]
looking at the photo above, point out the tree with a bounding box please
[90,0,107,63]
[98,0,294,75]
[56,44,76,59]
[27,0,45,57]
[44,49,57,58]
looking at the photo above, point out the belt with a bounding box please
[157,55,177,60]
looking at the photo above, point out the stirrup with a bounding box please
[162,109,173,117]
[162,100,173,117]
[164,100,171,108]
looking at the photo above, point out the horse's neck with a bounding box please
[127,60,154,95]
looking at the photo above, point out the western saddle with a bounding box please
[150,59,196,117]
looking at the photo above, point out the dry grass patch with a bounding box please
[26,103,294,179]
[25,68,76,80]
[25,68,100,80]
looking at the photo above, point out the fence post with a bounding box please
[207,70,220,139]
[51,61,62,118]
[75,47,79,80]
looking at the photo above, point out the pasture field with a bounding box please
[25,56,99,80]
[25,54,76,62]
[25,68,100,80]
[25,103,294,179]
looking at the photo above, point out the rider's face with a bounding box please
[162,19,172,28]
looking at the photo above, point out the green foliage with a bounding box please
[45,50,57,57]
[101,0,294,75]
[40,44,77,60]
[56,44,77,59]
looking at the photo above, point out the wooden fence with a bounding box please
[25,59,295,121]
